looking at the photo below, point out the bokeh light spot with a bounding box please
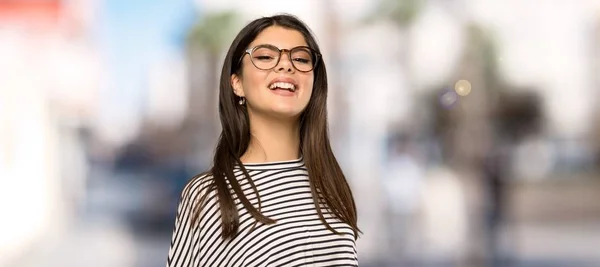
[454,79,472,96]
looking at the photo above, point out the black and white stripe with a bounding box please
[166,158,358,267]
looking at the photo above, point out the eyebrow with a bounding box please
[249,43,310,49]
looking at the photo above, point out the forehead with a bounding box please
[249,26,308,49]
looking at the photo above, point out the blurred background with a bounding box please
[1,0,600,266]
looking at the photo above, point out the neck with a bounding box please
[241,114,301,163]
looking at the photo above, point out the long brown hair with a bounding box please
[191,14,360,240]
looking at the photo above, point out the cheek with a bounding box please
[303,77,314,100]
[241,70,267,96]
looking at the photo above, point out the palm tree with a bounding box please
[430,23,546,267]
[363,0,424,72]
[186,10,239,126]
[361,0,425,143]
[184,10,239,167]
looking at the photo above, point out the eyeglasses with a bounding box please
[240,44,320,72]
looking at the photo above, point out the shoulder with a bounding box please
[179,171,214,207]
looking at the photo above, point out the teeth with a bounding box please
[269,82,296,91]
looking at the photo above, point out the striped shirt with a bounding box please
[166,158,358,267]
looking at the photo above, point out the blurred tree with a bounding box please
[186,10,239,129]
[184,10,239,167]
[364,0,424,27]
[363,0,424,72]
[429,23,543,267]
[431,24,499,166]
[362,0,426,145]
[426,22,498,267]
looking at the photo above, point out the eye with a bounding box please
[253,46,279,61]
[291,49,313,64]
[293,58,311,64]
[254,55,275,61]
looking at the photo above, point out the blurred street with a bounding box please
[11,163,173,267]
[9,169,600,267]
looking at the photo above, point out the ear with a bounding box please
[231,74,245,97]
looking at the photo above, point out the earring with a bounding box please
[238,97,245,105]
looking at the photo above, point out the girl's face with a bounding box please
[231,26,315,121]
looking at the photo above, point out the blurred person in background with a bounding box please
[481,91,543,267]
[166,14,361,267]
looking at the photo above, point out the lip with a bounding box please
[271,88,295,97]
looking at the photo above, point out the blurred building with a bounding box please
[0,1,63,265]
[0,0,104,263]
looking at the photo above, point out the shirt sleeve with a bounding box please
[166,182,197,267]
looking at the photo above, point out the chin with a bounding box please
[269,105,305,119]
[270,110,303,120]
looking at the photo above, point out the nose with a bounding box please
[275,51,294,73]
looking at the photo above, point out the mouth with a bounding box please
[267,75,300,98]
[268,80,297,93]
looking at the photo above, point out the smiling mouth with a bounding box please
[268,82,296,92]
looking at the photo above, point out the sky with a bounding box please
[94,0,197,142]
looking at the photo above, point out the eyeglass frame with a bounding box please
[238,44,321,73]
